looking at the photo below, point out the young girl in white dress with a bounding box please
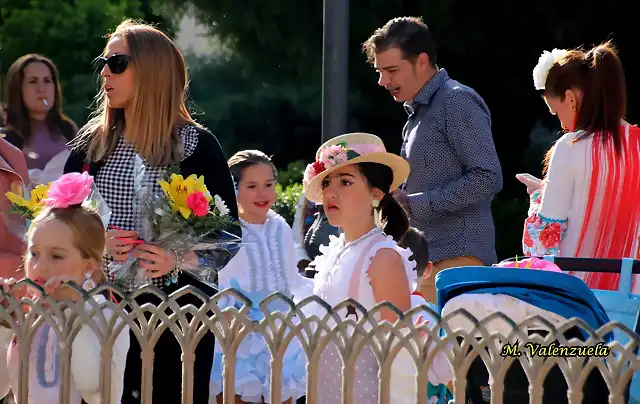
[0,172,130,403]
[210,150,313,404]
[302,133,452,403]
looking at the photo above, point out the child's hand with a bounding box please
[414,315,430,337]
[0,278,18,309]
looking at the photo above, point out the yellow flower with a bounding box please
[5,183,51,216]
[158,174,211,219]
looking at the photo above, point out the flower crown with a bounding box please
[533,48,569,90]
[6,172,108,223]
[302,141,383,187]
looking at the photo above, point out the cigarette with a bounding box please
[42,99,48,107]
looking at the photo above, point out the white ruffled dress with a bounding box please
[4,295,130,404]
[310,228,451,403]
[210,210,314,403]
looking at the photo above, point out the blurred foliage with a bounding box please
[273,183,303,225]
[185,54,321,168]
[272,161,305,224]
[277,160,305,188]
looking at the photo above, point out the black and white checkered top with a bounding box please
[97,124,199,289]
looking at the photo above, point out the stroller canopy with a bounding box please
[435,266,611,341]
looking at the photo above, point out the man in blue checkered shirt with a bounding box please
[363,17,503,305]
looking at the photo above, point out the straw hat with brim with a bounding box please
[303,133,410,204]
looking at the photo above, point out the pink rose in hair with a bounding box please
[186,191,210,217]
[43,172,94,208]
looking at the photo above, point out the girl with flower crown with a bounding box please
[0,172,130,403]
[521,41,640,293]
[302,133,452,403]
[62,21,238,403]
[210,149,313,404]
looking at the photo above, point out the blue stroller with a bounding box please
[435,260,640,404]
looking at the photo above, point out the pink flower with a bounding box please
[186,191,210,217]
[43,172,94,208]
[303,161,326,187]
[319,145,348,168]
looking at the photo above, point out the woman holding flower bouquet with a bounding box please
[210,150,313,403]
[63,20,239,404]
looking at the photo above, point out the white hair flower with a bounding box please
[533,48,569,90]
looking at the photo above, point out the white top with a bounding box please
[311,228,453,388]
[5,295,130,404]
[217,210,314,302]
[312,229,418,319]
[523,122,640,292]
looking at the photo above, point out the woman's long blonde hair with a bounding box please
[71,20,197,166]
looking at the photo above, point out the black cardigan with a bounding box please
[63,126,239,220]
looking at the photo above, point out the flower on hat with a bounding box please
[302,141,366,188]
[43,172,93,209]
[319,145,349,168]
[303,161,326,188]
[533,48,569,90]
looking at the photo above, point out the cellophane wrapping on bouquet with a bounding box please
[108,156,241,290]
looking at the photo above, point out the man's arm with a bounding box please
[408,88,503,223]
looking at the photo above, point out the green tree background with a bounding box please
[2,0,639,259]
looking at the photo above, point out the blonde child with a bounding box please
[0,172,130,403]
[211,150,312,404]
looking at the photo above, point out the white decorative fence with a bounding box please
[0,283,638,404]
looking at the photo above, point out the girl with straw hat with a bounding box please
[303,133,452,403]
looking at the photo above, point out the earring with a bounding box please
[82,272,96,292]
[372,199,380,208]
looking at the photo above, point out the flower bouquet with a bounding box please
[108,157,241,289]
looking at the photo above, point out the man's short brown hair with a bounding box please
[362,16,437,66]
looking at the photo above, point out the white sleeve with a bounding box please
[71,305,130,404]
[537,134,576,221]
[291,194,311,263]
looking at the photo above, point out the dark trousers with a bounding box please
[120,274,216,404]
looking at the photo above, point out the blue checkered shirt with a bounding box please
[401,69,502,265]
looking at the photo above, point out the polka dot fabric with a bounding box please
[400,68,502,266]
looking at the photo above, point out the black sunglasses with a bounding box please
[95,54,131,75]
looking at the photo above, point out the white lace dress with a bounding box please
[311,228,420,403]
[210,210,314,403]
